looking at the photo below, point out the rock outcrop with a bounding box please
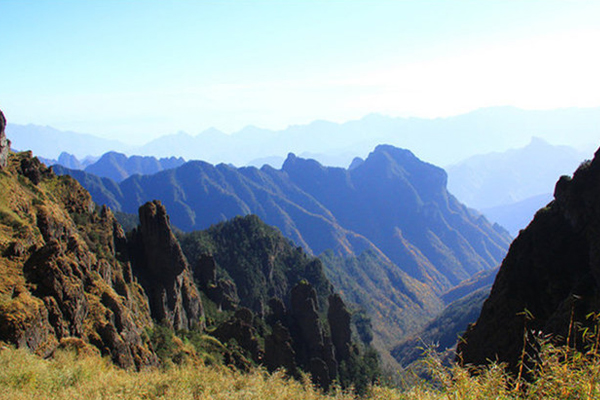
[0,151,157,369]
[129,200,203,330]
[290,281,337,390]
[0,110,10,168]
[458,148,600,371]
[328,293,353,363]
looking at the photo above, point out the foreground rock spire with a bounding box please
[0,110,10,168]
[129,200,204,330]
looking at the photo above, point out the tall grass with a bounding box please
[2,339,600,399]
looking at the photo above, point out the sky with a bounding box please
[1,0,600,144]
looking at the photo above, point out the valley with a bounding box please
[3,107,600,397]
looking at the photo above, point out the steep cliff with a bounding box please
[458,147,600,370]
[0,151,157,369]
[128,200,203,330]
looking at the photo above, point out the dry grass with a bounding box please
[0,346,356,400]
[2,340,600,400]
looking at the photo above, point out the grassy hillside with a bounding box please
[2,340,599,399]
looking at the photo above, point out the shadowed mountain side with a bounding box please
[392,287,490,368]
[54,145,511,295]
[458,148,600,371]
[283,146,511,292]
[320,250,443,366]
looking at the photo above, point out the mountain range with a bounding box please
[0,144,374,390]
[447,137,592,236]
[8,107,599,167]
[42,151,187,182]
[54,145,511,291]
[447,137,589,210]
[53,144,512,364]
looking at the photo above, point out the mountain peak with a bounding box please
[282,152,325,174]
[372,144,418,159]
[364,144,448,193]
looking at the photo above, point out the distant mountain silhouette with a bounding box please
[6,123,129,159]
[84,151,186,182]
[481,193,553,237]
[43,151,186,182]
[10,107,600,167]
[447,137,588,210]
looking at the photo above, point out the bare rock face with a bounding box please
[458,148,600,371]
[130,200,204,330]
[290,281,337,390]
[328,293,353,363]
[212,308,263,364]
[264,321,297,375]
[0,110,9,168]
[0,152,158,369]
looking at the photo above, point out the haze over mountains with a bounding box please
[447,137,592,235]
[7,105,600,372]
[8,107,599,167]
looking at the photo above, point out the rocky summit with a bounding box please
[458,147,600,370]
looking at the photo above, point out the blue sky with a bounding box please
[1,0,599,143]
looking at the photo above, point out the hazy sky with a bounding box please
[2,1,600,144]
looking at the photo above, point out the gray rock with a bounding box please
[0,110,10,168]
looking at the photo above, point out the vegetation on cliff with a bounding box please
[458,147,600,371]
[0,146,377,392]
[0,150,157,368]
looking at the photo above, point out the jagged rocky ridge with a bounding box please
[54,145,511,292]
[0,127,369,388]
[53,145,511,360]
[457,147,600,370]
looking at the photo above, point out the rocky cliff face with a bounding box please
[0,110,9,168]
[458,147,600,370]
[290,281,338,389]
[0,151,157,369]
[128,200,203,330]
